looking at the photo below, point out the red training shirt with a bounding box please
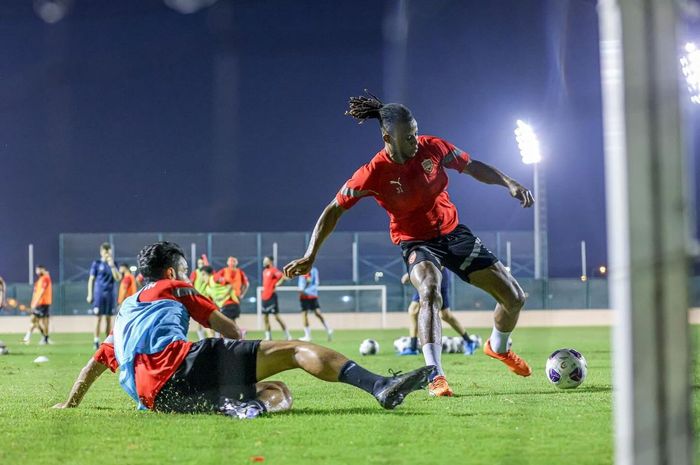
[93,279,218,409]
[261,266,283,300]
[335,135,470,244]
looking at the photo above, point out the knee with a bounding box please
[504,287,526,311]
[417,282,441,309]
[439,309,451,321]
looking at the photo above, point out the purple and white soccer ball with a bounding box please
[359,339,379,356]
[545,348,588,389]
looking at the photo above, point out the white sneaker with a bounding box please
[299,336,311,342]
[39,339,47,345]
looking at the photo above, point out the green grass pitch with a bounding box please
[0,327,697,465]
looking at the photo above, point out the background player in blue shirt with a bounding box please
[87,242,122,349]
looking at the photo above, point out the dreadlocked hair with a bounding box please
[345,89,414,134]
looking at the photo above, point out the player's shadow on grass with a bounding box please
[288,407,428,417]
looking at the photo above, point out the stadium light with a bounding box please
[341,295,352,303]
[514,120,547,279]
[680,42,700,104]
[514,120,542,165]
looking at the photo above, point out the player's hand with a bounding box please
[86,296,93,304]
[400,273,410,285]
[507,181,534,208]
[283,257,314,278]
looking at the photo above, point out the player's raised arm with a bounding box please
[461,158,535,208]
[283,199,345,278]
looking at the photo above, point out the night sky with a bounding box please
[0,0,697,282]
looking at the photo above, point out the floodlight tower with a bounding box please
[515,120,548,279]
[680,42,700,104]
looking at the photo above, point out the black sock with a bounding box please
[43,335,49,342]
[410,337,418,351]
[462,332,471,343]
[338,361,386,395]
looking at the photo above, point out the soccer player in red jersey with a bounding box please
[216,256,249,300]
[25,265,52,345]
[285,92,534,396]
[117,263,138,306]
[261,256,291,341]
[53,241,435,416]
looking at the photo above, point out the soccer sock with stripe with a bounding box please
[461,331,471,343]
[304,326,311,338]
[338,361,386,395]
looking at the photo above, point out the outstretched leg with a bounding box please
[255,340,434,410]
[468,262,530,376]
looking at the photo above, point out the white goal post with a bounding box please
[255,285,387,330]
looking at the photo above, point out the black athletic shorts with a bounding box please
[400,224,498,283]
[300,298,319,311]
[153,338,261,413]
[261,294,279,315]
[220,303,241,320]
[32,305,50,318]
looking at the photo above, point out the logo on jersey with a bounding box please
[390,177,404,194]
[421,159,434,174]
[408,251,417,264]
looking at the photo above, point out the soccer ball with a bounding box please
[441,336,452,353]
[545,348,588,389]
[393,336,411,353]
[450,337,464,353]
[359,339,379,356]
[0,341,8,355]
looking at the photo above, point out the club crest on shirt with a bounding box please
[408,251,417,264]
[421,159,434,174]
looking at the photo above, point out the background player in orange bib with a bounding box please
[261,256,291,341]
[25,265,52,345]
[285,91,534,397]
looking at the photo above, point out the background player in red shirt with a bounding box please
[53,241,435,416]
[261,256,291,341]
[216,256,249,300]
[117,263,138,306]
[285,92,534,397]
[24,265,52,345]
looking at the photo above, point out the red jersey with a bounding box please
[93,280,218,409]
[262,266,284,300]
[215,267,249,297]
[118,274,137,304]
[335,135,470,244]
[31,274,52,307]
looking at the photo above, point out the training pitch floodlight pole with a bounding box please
[514,120,547,278]
[598,1,693,464]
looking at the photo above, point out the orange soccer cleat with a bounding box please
[483,339,532,377]
[428,375,454,397]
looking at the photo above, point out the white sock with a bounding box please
[321,321,329,330]
[304,327,311,338]
[422,342,444,376]
[264,331,271,340]
[196,328,206,340]
[94,336,100,344]
[23,331,30,341]
[490,327,512,353]
[284,330,292,340]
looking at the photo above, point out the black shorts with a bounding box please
[261,295,279,315]
[300,298,320,311]
[220,303,241,320]
[400,224,498,283]
[154,338,261,413]
[32,305,50,318]
[94,292,115,316]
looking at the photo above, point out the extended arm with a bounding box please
[208,310,242,339]
[283,199,346,277]
[53,358,108,408]
[462,159,534,208]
